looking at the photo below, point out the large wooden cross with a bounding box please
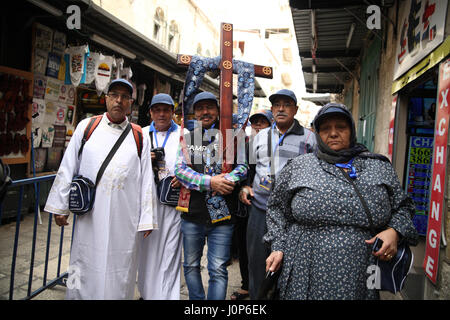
[177,22,273,173]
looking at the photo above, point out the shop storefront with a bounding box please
[389,0,450,299]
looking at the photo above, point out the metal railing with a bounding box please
[0,174,76,300]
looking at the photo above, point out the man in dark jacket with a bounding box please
[239,89,317,299]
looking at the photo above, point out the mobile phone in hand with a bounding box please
[372,237,383,252]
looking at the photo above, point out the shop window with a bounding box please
[281,73,292,86]
[407,80,437,133]
[78,88,106,120]
[168,20,179,53]
[404,79,437,236]
[153,7,165,43]
[282,48,292,62]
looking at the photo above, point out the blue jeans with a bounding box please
[181,219,234,300]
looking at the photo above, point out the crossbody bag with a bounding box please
[69,123,132,215]
[339,167,414,294]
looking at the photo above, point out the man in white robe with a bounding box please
[44,79,157,299]
[138,93,184,300]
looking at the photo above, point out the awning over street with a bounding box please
[289,0,390,94]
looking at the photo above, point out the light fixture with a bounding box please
[90,34,137,60]
[346,23,356,49]
[27,0,63,16]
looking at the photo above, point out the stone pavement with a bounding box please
[0,211,399,300]
[0,211,245,300]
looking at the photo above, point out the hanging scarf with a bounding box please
[177,55,255,223]
[182,55,255,131]
[203,126,230,223]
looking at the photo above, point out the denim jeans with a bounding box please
[181,219,234,300]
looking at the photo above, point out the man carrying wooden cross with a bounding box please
[174,91,247,300]
[174,22,272,300]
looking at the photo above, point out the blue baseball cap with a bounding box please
[269,89,297,105]
[149,93,175,110]
[313,102,356,145]
[249,109,273,124]
[108,78,133,95]
[192,91,218,109]
[313,103,353,129]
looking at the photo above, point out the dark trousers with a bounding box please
[233,214,249,291]
[246,205,270,299]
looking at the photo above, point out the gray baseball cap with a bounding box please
[192,91,218,108]
[249,109,273,124]
[149,93,175,110]
[108,78,133,95]
[269,89,297,105]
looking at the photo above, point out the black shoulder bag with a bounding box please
[149,130,180,207]
[257,269,281,300]
[69,124,132,215]
[339,167,414,294]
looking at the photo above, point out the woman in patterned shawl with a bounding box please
[264,103,418,300]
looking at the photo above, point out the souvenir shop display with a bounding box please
[0,66,33,165]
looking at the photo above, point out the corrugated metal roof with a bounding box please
[289,1,371,93]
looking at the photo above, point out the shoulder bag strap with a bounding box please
[266,127,276,178]
[95,124,132,186]
[149,129,155,149]
[148,130,160,184]
[338,167,377,236]
[130,123,143,159]
[78,115,102,158]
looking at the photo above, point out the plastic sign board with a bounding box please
[423,58,450,284]
[393,0,448,81]
[387,95,398,162]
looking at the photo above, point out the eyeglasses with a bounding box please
[194,104,218,112]
[272,102,296,109]
[107,92,133,101]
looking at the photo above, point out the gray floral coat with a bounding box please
[264,153,418,300]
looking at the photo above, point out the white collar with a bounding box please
[104,112,129,130]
